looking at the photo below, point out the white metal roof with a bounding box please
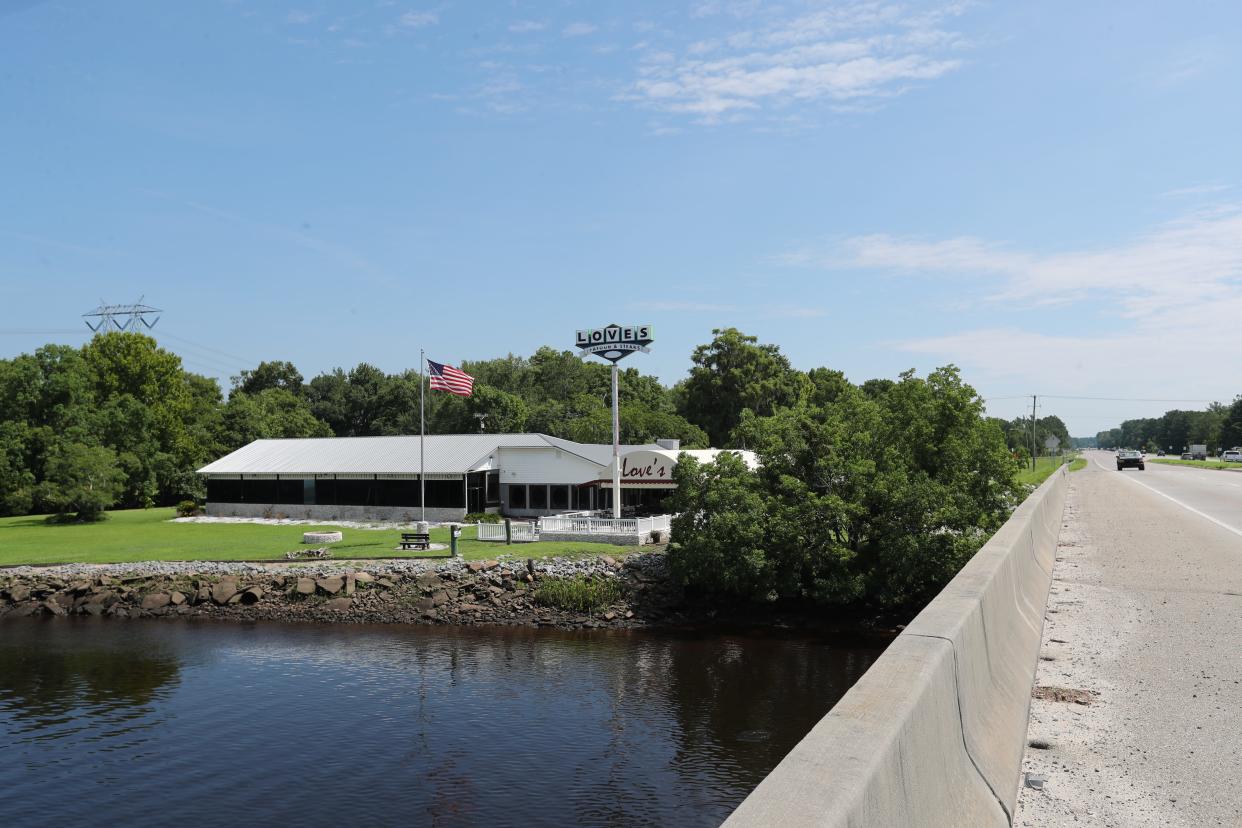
[197,433,661,477]
[530,434,660,466]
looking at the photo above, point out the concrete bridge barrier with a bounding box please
[725,467,1068,827]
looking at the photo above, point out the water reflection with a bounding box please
[0,620,181,724]
[0,619,885,827]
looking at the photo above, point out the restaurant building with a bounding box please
[198,433,756,523]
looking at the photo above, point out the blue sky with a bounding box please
[3,1,1241,436]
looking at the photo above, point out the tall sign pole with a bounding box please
[575,324,655,520]
[611,363,620,515]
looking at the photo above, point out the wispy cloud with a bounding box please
[629,300,827,318]
[286,10,317,25]
[631,300,740,313]
[784,206,1242,319]
[562,22,598,38]
[1162,182,1230,199]
[787,206,1242,419]
[397,10,438,29]
[508,20,545,34]
[624,1,971,123]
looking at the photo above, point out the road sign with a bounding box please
[1044,435,1061,451]
[575,324,654,363]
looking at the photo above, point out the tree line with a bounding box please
[1094,401,1242,454]
[1,328,1031,611]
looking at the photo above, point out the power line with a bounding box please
[1039,395,1219,404]
[155,329,256,367]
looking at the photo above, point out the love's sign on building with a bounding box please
[575,324,654,363]
[618,450,672,482]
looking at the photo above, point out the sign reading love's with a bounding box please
[575,324,654,363]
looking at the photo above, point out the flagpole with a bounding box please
[420,348,426,524]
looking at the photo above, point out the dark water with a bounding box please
[0,619,886,827]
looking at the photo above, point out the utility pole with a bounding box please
[1031,395,1038,471]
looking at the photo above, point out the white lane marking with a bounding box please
[1092,455,1242,540]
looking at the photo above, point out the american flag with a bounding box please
[427,359,474,396]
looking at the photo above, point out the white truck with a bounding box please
[1190,444,1208,461]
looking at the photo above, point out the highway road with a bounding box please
[1090,451,1242,538]
[1015,451,1242,827]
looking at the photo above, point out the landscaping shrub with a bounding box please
[465,512,501,524]
[176,500,202,517]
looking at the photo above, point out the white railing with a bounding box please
[476,521,538,542]
[539,514,672,536]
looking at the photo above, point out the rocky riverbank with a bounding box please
[0,553,685,629]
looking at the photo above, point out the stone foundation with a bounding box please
[537,530,662,546]
[205,502,466,524]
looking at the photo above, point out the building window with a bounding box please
[206,478,241,503]
[303,479,316,506]
[550,485,569,510]
[486,471,500,506]
[529,485,548,510]
[424,479,465,508]
[508,484,527,509]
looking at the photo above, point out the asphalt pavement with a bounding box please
[1014,451,1242,827]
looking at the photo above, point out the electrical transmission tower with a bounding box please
[82,297,162,332]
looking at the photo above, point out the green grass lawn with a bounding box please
[0,508,634,567]
[1148,458,1242,472]
[1068,457,1087,472]
[1016,455,1073,488]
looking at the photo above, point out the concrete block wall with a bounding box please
[725,467,1069,828]
[536,530,646,546]
[205,502,466,524]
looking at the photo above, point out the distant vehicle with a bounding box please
[1181,452,1194,460]
[1116,450,1145,471]
[1223,450,1242,463]
[1190,444,1208,461]
[1156,450,1166,456]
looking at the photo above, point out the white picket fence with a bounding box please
[475,521,538,542]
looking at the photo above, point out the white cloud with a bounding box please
[786,206,1242,431]
[1162,182,1230,198]
[398,10,438,29]
[562,22,598,38]
[626,1,970,123]
[286,10,316,25]
[508,20,545,34]
[794,207,1242,318]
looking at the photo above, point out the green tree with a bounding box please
[232,360,304,397]
[678,328,808,447]
[37,442,126,522]
[217,388,332,447]
[669,365,1020,610]
[1218,398,1242,450]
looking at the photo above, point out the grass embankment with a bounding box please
[0,508,632,567]
[1068,457,1087,472]
[1148,458,1242,472]
[533,576,624,614]
[1016,455,1076,488]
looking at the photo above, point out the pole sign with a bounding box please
[1044,435,1061,451]
[575,324,654,363]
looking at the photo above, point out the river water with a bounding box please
[0,618,887,827]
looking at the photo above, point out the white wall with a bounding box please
[496,446,604,485]
[496,446,605,515]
